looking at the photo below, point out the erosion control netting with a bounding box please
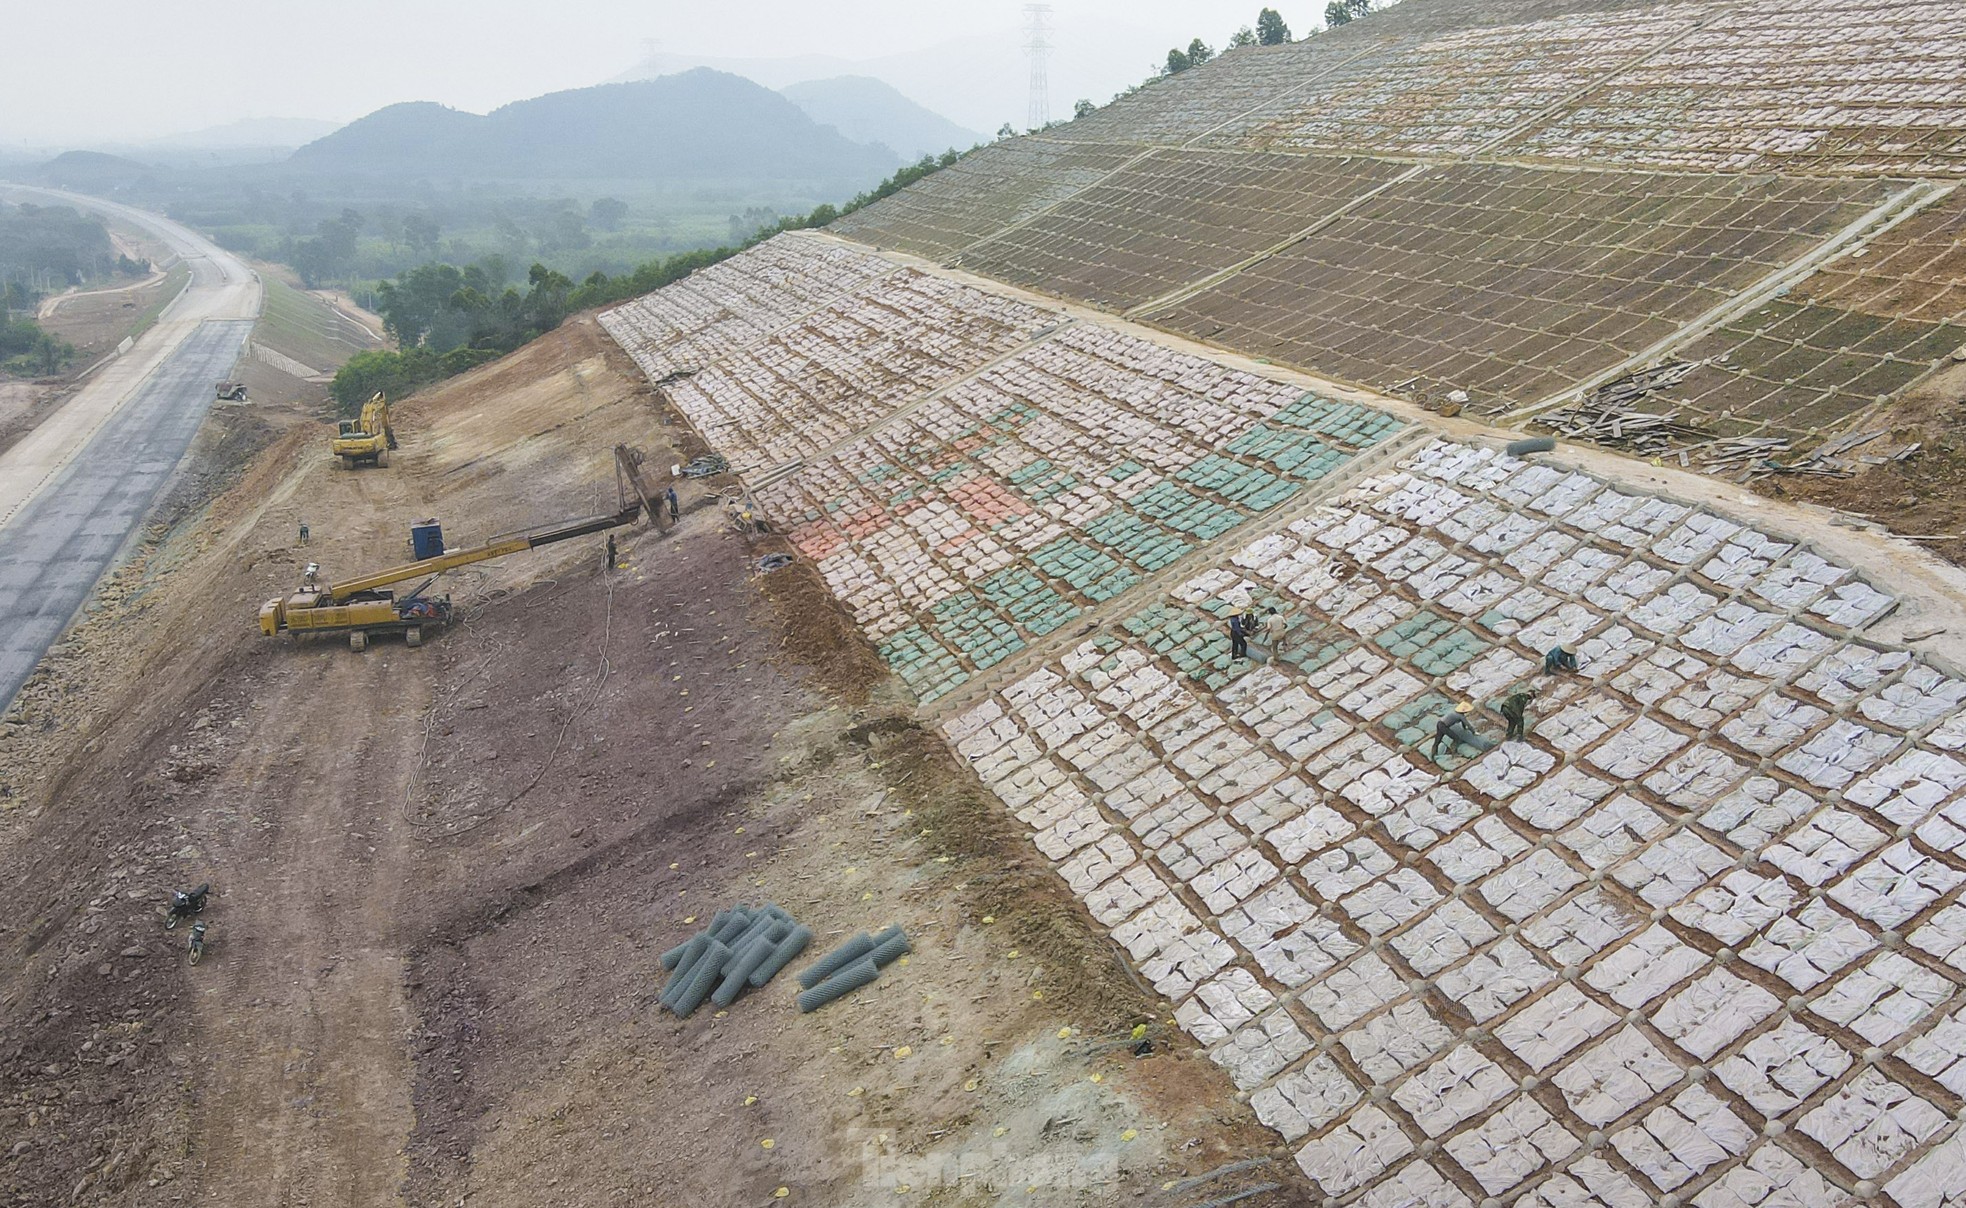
[597,234,896,381]
[948,436,1966,1205]
[659,269,1059,474]
[957,151,1409,313]
[1500,0,1966,176]
[753,323,1403,703]
[1626,191,1966,442]
[1213,5,1700,158]
[1148,164,1898,411]
[1039,39,1370,150]
[827,139,1142,263]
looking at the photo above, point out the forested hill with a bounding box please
[287,69,902,186]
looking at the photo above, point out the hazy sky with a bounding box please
[2,1,1326,145]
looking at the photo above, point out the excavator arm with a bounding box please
[319,503,642,602]
[260,502,643,642]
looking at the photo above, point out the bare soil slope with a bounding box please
[0,316,1298,1207]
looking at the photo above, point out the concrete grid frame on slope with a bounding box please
[600,240,1966,1206]
[942,437,1966,1206]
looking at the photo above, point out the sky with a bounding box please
[0,1,1328,147]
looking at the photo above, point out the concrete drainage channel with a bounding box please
[656,902,910,1018]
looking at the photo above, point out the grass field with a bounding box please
[255,275,379,372]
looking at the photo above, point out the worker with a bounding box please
[1228,610,1252,660]
[665,487,680,522]
[606,534,618,570]
[1500,689,1536,741]
[298,521,309,546]
[1431,702,1496,760]
[1545,644,1580,674]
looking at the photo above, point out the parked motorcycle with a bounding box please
[165,883,210,929]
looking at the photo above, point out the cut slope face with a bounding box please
[827,0,1966,470]
[600,218,1966,1204]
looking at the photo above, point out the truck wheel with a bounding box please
[349,631,368,652]
[405,627,422,648]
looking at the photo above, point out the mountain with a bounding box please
[614,19,1180,136]
[287,70,899,187]
[35,150,155,192]
[142,117,344,150]
[780,77,981,161]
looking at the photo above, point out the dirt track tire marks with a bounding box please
[183,461,426,1205]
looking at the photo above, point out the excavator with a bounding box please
[262,446,670,650]
[332,391,397,468]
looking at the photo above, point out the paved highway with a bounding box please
[0,187,261,711]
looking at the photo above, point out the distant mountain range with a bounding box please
[144,117,344,150]
[780,77,982,160]
[285,70,900,188]
[615,18,1181,136]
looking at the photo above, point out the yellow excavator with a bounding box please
[332,391,397,468]
[260,503,641,650]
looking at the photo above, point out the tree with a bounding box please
[1258,7,1292,43]
[1188,38,1215,66]
[1228,26,1257,48]
[589,197,628,232]
[1326,0,1370,25]
[1073,97,1097,119]
[403,212,442,258]
[1164,46,1192,74]
[997,121,1017,138]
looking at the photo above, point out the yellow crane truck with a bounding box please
[332,391,398,468]
[260,504,641,650]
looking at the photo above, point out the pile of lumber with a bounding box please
[1533,361,1709,453]
[1695,429,1921,482]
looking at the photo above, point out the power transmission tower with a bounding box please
[1024,4,1052,130]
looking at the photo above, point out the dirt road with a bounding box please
[183,463,425,1204]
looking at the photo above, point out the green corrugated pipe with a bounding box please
[750,924,813,988]
[797,957,880,1013]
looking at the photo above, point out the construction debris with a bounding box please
[680,453,730,478]
[1534,362,1709,454]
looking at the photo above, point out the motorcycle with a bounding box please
[187,922,208,966]
[165,883,210,929]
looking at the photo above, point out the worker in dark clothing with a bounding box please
[1500,689,1536,741]
[298,522,309,546]
[1545,644,1580,674]
[665,487,680,522]
[1431,703,1497,761]
[606,534,618,570]
[1229,610,1252,660]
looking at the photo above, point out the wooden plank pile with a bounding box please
[1534,360,1708,454]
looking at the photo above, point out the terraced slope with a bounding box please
[830,0,1966,449]
[592,0,1966,1199]
[598,224,1966,1207]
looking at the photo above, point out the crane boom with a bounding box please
[321,504,638,600]
[260,502,644,647]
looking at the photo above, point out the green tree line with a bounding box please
[329,149,961,413]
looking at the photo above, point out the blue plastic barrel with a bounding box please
[410,521,444,560]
